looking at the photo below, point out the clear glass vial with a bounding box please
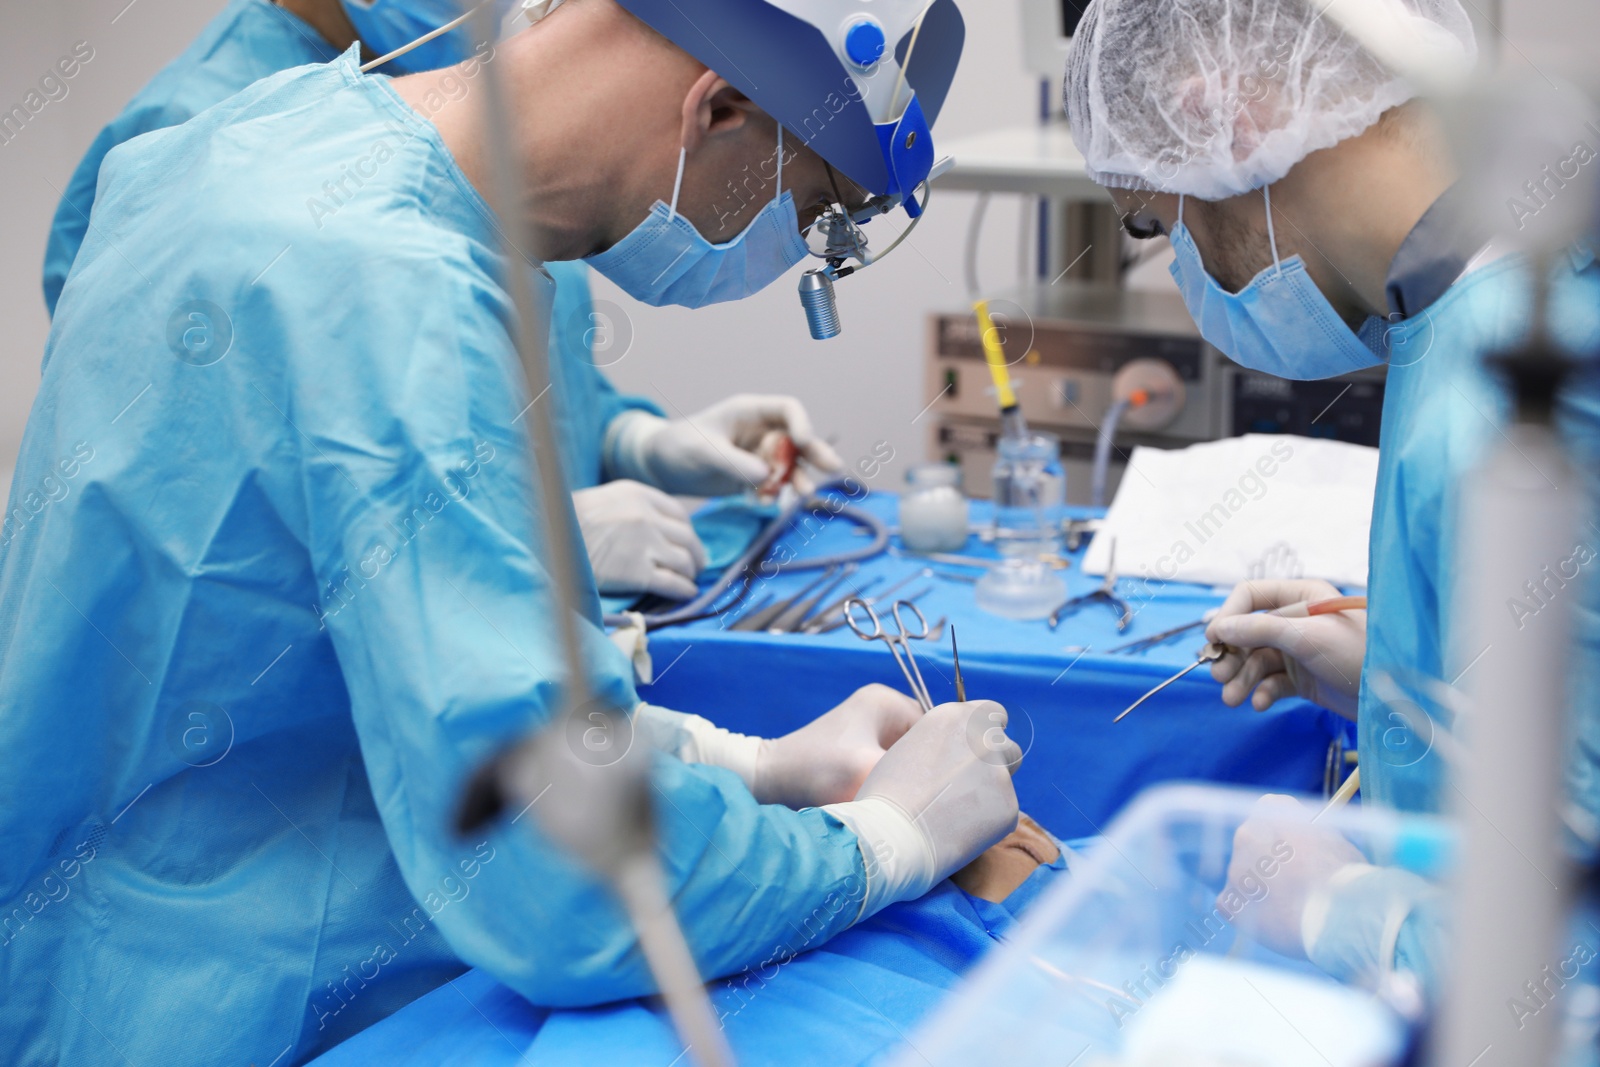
[990,432,1065,558]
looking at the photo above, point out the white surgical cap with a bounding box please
[1063,0,1477,200]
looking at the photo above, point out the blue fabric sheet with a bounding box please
[310,842,1074,1066]
[637,491,1353,838]
[599,496,777,616]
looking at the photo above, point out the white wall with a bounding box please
[0,0,222,502]
[1,0,1596,502]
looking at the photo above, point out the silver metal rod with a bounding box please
[615,856,736,1067]
[458,8,730,1066]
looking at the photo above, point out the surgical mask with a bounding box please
[584,127,809,309]
[1168,188,1385,381]
[341,0,509,73]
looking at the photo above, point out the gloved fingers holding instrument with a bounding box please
[1205,579,1366,719]
[604,394,845,498]
[753,683,925,809]
[631,685,922,811]
[573,480,709,600]
[823,700,1023,921]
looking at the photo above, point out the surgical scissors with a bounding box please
[1048,538,1132,632]
[845,598,935,711]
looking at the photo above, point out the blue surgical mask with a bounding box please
[341,0,510,73]
[1168,189,1385,381]
[584,128,809,309]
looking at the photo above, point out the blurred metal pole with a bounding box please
[451,6,733,1065]
[1436,344,1578,1067]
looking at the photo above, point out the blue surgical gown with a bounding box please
[1358,248,1600,834]
[0,48,862,1067]
[40,0,656,489]
[308,854,1071,1066]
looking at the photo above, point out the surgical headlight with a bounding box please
[796,154,948,340]
[613,0,965,336]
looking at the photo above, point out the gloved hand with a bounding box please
[824,700,1022,920]
[753,684,925,810]
[605,395,845,498]
[572,480,708,600]
[1205,578,1366,720]
[1221,794,1368,960]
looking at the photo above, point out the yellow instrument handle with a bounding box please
[973,299,1017,411]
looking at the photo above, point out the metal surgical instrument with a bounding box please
[1105,614,1213,654]
[1113,643,1230,723]
[766,564,859,633]
[730,566,837,632]
[894,547,1070,571]
[803,568,926,634]
[795,574,883,635]
[1048,538,1132,632]
[950,625,966,702]
[1104,595,1365,654]
[809,582,932,636]
[846,598,935,711]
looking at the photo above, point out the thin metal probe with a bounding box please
[951,625,966,702]
[1113,644,1229,723]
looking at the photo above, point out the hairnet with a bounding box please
[1063,0,1477,200]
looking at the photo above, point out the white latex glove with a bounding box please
[605,395,845,498]
[824,700,1022,921]
[1205,578,1366,720]
[630,685,919,806]
[1220,794,1367,960]
[753,684,925,810]
[572,480,708,600]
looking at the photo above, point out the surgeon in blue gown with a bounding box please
[1060,0,1599,1000]
[41,0,842,602]
[0,4,1022,1066]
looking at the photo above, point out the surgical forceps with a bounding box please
[845,598,935,711]
[1048,538,1132,632]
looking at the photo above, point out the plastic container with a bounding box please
[973,558,1067,620]
[899,464,970,552]
[892,784,1463,1067]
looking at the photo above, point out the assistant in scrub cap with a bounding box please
[1063,0,1477,200]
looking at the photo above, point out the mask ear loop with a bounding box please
[667,146,687,223]
[775,125,785,198]
[1262,185,1283,274]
